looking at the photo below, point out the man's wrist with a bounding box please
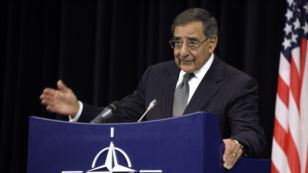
[69,101,83,122]
[232,138,248,157]
[233,139,244,149]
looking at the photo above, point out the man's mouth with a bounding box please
[180,59,193,64]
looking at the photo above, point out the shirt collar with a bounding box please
[179,53,214,81]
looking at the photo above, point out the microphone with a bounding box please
[137,99,157,122]
[90,101,120,123]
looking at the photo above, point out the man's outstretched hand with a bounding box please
[40,80,79,117]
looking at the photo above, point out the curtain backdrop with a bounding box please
[0,0,285,172]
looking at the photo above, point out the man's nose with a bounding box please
[179,43,189,57]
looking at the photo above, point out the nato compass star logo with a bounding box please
[62,127,163,173]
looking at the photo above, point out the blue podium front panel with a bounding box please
[27,112,269,173]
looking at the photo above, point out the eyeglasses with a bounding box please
[169,38,208,50]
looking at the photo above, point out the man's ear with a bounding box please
[209,35,218,54]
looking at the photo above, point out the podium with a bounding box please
[27,112,270,173]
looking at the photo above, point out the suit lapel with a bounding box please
[160,63,180,116]
[184,57,225,114]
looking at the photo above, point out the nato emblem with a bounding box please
[62,127,163,173]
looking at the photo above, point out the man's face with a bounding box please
[173,21,217,73]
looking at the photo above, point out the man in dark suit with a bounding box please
[40,8,265,169]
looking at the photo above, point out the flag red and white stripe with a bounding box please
[271,0,308,173]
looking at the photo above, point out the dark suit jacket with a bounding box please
[79,56,265,157]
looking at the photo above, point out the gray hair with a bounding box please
[171,8,218,38]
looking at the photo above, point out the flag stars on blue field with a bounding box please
[281,0,308,59]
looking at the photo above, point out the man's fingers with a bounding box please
[223,139,233,161]
[40,81,78,115]
[40,88,64,108]
[40,94,54,106]
[40,88,56,98]
[224,154,237,169]
[224,143,241,161]
[40,88,56,101]
[224,151,237,169]
[40,98,48,105]
[57,80,70,92]
[223,139,243,170]
[224,148,242,169]
[224,149,235,166]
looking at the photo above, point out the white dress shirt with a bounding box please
[175,53,214,104]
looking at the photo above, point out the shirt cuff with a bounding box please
[69,101,83,122]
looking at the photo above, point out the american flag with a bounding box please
[271,0,308,172]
